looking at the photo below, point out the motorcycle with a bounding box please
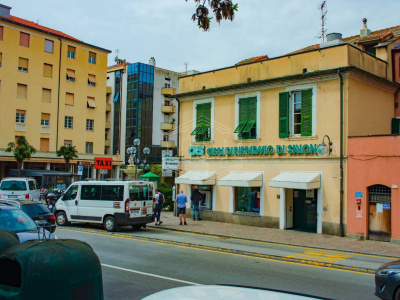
[46,189,64,211]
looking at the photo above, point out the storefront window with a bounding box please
[198,185,212,210]
[236,187,260,213]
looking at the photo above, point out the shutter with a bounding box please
[43,64,52,77]
[0,53,2,66]
[17,84,27,98]
[234,98,247,133]
[392,118,400,134]
[42,89,51,102]
[67,69,75,78]
[65,93,74,105]
[191,104,203,135]
[301,89,313,136]
[242,97,257,133]
[88,74,96,83]
[44,39,53,53]
[40,138,49,151]
[0,26,3,40]
[20,32,29,47]
[18,58,28,68]
[279,92,290,138]
[197,102,211,135]
[87,97,96,108]
[41,113,50,121]
[68,46,75,53]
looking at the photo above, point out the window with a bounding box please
[65,93,74,106]
[164,83,170,88]
[0,53,2,67]
[392,118,400,134]
[191,102,211,141]
[88,52,96,64]
[87,97,96,109]
[279,89,313,138]
[43,63,52,77]
[40,138,49,151]
[18,57,28,72]
[19,32,29,47]
[42,88,51,102]
[66,69,75,82]
[64,116,73,129]
[17,84,27,98]
[16,110,26,124]
[0,26,3,40]
[234,97,257,139]
[41,113,50,126]
[44,39,54,53]
[88,74,96,86]
[64,140,72,146]
[365,43,377,57]
[67,46,75,59]
[86,119,94,131]
[85,142,93,154]
[235,187,260,214]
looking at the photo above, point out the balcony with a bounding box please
[161,122,175,130]
[160,140,175,148]
[40,125,50,134]
[105,121,111,129]
[106,104,111,112]
[161,105,176,114]
[15,123,26,132]
[106,86,112,94]
[161,87,176,96]
[104,139,110,146]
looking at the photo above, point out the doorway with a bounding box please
[368,185,391,242]
[293,189,317,233]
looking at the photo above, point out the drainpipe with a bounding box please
[338,70,344,237]
[174,95,180,217]
[56,38,62,150]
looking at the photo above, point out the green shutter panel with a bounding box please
[203,102,211,126]
[234,98,247,133]
[392,118,400,134]
[191,104,204,135]
[242,97,257,133]
[301,89,312,136]
[279,92,290,138]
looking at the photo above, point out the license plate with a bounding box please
[8,195,18,199]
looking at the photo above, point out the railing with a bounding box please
[161,105,176,114]
[15,123,26,132]
[105,121,111,129]
[160,140,175,148]
[104,139,110,146]
[106,86,112,94]
[40,126,50,134]
[161,122,175,130]
[106,104,111,112]
[161,87,176,96]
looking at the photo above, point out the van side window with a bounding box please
[101,185,123,201]
[28,181,35,190]
[81,185,101,200]
[129,186,148,201]
[63,185,79,201]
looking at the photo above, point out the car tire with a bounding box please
[104,216,120,232]
[132,224,142,230]
[56,212,69,226]
[395,288,400,300]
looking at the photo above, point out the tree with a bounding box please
[187,0,238,31]
[6,136,36,176]
[56,145,78,172]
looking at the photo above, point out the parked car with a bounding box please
[375,260,400,300]
[0,200,56,232]
[0,204,56,242]
[0,177,40,201]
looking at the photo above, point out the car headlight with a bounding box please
[377,269,400,276]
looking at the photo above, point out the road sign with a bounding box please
[77,165,83,175]
[162,150,173,157]
[162,157,179,170]
[162,169,173,177]
[99,169,108,175]
[94,157,113,169]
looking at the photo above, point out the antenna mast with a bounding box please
[318,1,328,42]
[184,62,188,75]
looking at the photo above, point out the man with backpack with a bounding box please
[155,189,164,226]
[191,185,203,221]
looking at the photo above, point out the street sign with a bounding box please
[162,150,173,157]
[162,150,174,176]
[162,169,173,177]
[162,157,179,170]
[77,165,83,175]
[95,157,113,169]
[100,169,108,175]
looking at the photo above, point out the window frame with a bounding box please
[191,98,214,142]
[234,96,257,140]
[88,52,96,64]
[85,142,93,154]
[86,119,94,131]
[234,92,260,140]
[44,39,54,53]
[16,112,26,124]
[64,116,73,129]
[67,46,76,59]
[18,57,28,72]
[19,32,30,47]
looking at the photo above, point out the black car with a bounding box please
[375,260,400,300]
[0,200,56,232]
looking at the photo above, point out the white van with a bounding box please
[54,180,156,232]
[0,177,40,201]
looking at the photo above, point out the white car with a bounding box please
[0,177,41,201]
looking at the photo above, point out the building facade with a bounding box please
[0,4,120,184]
[175,26,399,236]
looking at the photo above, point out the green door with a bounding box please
[293,189,317,232]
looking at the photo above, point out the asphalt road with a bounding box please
[56,225,379,300]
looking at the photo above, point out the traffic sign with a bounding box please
[77,165,83,175]
[95,157,113,169]
[162,157,179,170]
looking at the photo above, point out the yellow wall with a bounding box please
[0,20,109,155]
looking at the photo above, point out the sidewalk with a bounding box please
[152,211,400,257]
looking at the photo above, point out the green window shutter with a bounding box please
[203,102,211,126]
[279,92,290,138]
[191,104,204,135]
[301,89,313,136]
[392,118,400,134]
[234,98,248,133]
[242,97,257,133]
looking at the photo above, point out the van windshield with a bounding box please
[129,185,151,201]
[0,181,27,191]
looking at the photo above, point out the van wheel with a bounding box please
[104,216,120,232]
[132,224,141,230]
[56,212,69,226]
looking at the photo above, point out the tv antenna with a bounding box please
[184,62,188,74]
[114,49,120,63]
[317,1,328,42]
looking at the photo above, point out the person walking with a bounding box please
[154,189,164,226]
[175,189,188,225]
[191,186,203,221]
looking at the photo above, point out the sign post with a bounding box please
[162,150,173,177]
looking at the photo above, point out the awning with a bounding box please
[269,172,321,189]
[175,171,216,185]
[88,74,96,83]
[66,69,75,77]
[87,99,97,108]
[113,92,119,103]
[218,172,263,187]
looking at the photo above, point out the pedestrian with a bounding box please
[191,185,203,221]
[174,189,188,225]
[154,189,164,226]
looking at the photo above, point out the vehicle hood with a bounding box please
[377,260,400,270]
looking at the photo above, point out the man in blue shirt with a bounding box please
[175,189,188,225]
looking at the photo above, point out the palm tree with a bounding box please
[6,136,37,176]
[56,145,78,172]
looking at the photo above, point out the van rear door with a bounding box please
[128,184,153,217]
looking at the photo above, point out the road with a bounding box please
[55,224,385,300]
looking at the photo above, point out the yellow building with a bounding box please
[175,28,400,235]
[0,4,120,184]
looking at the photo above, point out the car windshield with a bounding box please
[0,209,38,232]
[20,204,50,215]
[0,181,27,191]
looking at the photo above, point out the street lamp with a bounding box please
[317,135,332,157]
[126,139,150,180]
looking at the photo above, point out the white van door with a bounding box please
[28,180,41,201]
[61,184,79,219]
[128,184,154,217]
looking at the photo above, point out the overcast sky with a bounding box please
[2,0,400,72]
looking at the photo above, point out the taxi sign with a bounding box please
[94,157,113,170]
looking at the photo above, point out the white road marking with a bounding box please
[101,263,200,285]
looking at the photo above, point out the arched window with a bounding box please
[368,185,391,203]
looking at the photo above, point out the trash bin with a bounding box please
[0,239,103,300]
[0,229,19,254]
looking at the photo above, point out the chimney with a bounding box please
[360,18,371,37]
[320,32,343,49]
[0,4,11,18]
[149,57,156,67]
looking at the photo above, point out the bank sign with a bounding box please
[189,144,320,157]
